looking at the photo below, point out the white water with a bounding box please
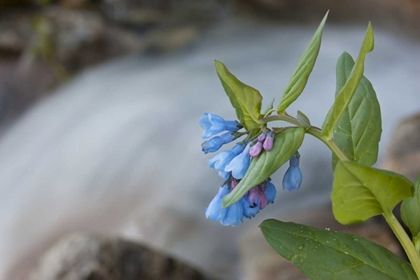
[0,19,419,279]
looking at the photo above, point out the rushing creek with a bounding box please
[0,18,419,279]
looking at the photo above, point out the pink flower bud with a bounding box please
[263,133,274,151]
[249,142,263,158]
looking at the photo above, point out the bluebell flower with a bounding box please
[201,132,235,154]
[241,181,277,218]
[206,179,278,225]
[208,143,245,171]
[220,200,243,226]
[205,184,229,221]
[199,113,241,138]
[282,153,302,191]
[242,193,260,218]
[265,179,276,203]
[206,182,244,226]
[224,143,251,179]
[251,185,268,210]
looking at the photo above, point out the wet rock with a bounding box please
[0,59,56,128]
[0,0,32,9]
[100,0,230,28]
[240,206,401,280]
[237,0,420,36]
[237,0,375,20]
[58,0,92,9]
[0,8,117,70]
[30,233,213,280]
[382,113,420,181]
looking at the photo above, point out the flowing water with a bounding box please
[0,18,419,279]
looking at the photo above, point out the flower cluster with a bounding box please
[205,179,276,226]
[200,112,303,226]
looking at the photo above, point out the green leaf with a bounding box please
[322,23,375,138]
[277,11,328,113]
[331,52,382,169]
[260,219,417,280]
[401,176,420,239]
[214,61,263,130]
[332,161,413,224]
[222,128,305,208]
[297,110,311,128]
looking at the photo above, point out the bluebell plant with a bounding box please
[197,12,420,279]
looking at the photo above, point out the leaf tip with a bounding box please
[341,51,350,57]
[221,194,233,208]
[365,22,375,52]
[259,219,276,229]
[214,60,223,68]
[319,10,329,27]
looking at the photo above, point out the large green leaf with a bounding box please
[277,12,328,113]
[260,219,417,280]
[322,23,375,139]
[215,61,263,130]
[222,128,304,208]
[332,52,382,169]
[332,161,413,224]
[401,176,420,240]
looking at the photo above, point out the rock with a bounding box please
[0,59,56,127]
[0,0,32,9]
[100,0,230,28]
[237,0,374,20]
[237,0,420,36]
[59,0,92,8]
[0,6,148,70]
[382,113,420,181]
[240,206,402,280]
[29,233,213,280]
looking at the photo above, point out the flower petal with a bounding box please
[283,166,302,191]
[242,196,260,218]
[221,201,243,226]
[224,143,251,179]
[265,180,277,203]
[205,184,229,221]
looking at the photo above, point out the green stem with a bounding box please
[384,211,420,278]
[260,114,349,161]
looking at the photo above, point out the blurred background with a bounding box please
[0,1,419,279]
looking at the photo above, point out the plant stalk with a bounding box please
[260,114,349,161]
[384,211,420,278]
